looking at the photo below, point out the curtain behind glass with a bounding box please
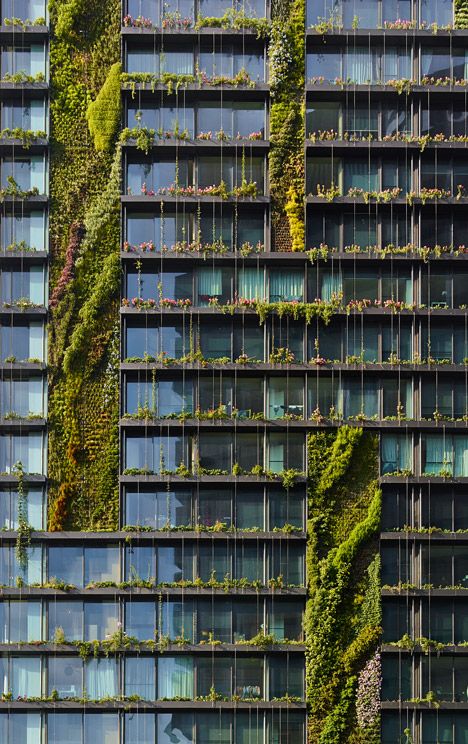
[238,268,264,299]
[158,657,194,698]
[269,271,304,301]
[85,658,118,699]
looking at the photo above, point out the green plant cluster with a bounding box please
[455,0,468,27]
[269,0,305,251]
[47,0,121,531]
[305,427,381,743]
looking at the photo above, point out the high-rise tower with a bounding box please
[0,0,467,742]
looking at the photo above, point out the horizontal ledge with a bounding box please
[121,139,269,149]
[0,473,45,484]
[305,84,468,94]
[0,530,306,541]
[119,474,307,484]
[381,701,468,710]
[0,251,48,259]
[0,642,305,654]
[382,643,468,654]
[120,250,468,262]
[119,305,467,317]
[382,588,468,596]
[121,195,269,204]
[0,700,306,711]
[381,531,468,542]
[305,195,468,206]
[120,362,468,373]
[122,83,269,93]
[305,139,468,149]
[0,82,48,90]
[380,476,468,484]
[118,418,468,431]
[0,586,307,597]
[121,27,268,37]
[0,417,46,428]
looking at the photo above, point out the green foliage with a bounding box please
[306,428,381,742]
[48,0,121,531]
[194,8,270,37]
[455,0,468,27]
[86,62,122,151]
[63,252,120,374]
[269,0,305,250]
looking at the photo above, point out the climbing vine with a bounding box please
[306,428,381,743]
[269,0,305,251]
[47,0,121,530]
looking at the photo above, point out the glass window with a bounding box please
[269,433,304,472]
[421,0,453,26]
[269,600,304,641]
[48,657,82,698]
[158,713,194,744]
[344,158,378,192]
[84,602,118,641]
[85,658,119,699]
[236,489,264,529]
[306,102,340,137]
[84,713,119,744]
[124,489,192,529]
[125,601,154,640]
[307,48,341,82]
[84,547,119,586]
[125,713,156,744]
[124,434,186,473]
[158,657,194,699]
[48,601,82,642]
[48,713,82,744]
[199,488,232,528]
[11,657,41,697]
[197,599,231,643]
[270,655,304,698]
[269,377,304,419]
[126,657,155,699]
[8,601,41,642]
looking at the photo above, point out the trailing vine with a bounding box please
[13,461,32,570]
[269,0,305,251]
[47,0,121,531]
[306,428,381,743]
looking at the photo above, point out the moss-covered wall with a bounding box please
[306,428,381,743]
[47,0,121,530]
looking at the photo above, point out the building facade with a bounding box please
[0,0,466,741]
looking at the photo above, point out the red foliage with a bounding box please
[49,221,84,308]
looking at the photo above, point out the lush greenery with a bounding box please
[269,0,305,251]
[47,0,121,530]
[306,428,381,743]
[86,62,122,151]
[455,0,468,27]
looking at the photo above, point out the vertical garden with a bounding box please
[47,0,121,531]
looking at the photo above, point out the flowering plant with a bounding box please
[356,653,381,736]
[123,240,156,253]
[123,14,153,27]
[383,18,415,29]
